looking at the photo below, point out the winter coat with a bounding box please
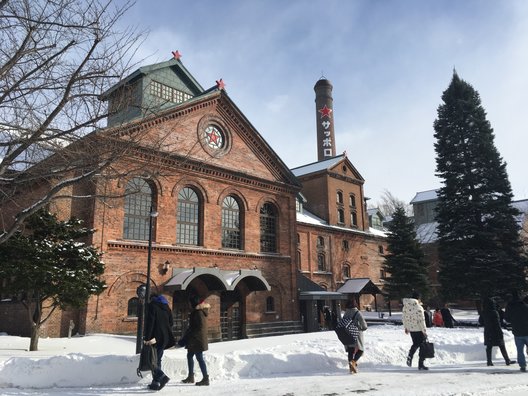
[432,310,444,327]
[505,300,528,337]
[144,295,176,350]
[342,307,368,351]
[424,310,432,328]
[183,301,210,353]
[441,307,456,328]
[479,299,504,346]
[402,298,426,333]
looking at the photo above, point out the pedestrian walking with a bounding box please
[340,299,368,374]
[505,290,528,372]
[479,297,514,366]
[144,293,176,391]
[180,295,211,386]
[402,291,429,370]
[441,304,456,328]
[432,308,444,327]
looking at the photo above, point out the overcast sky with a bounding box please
[119,0,528,206]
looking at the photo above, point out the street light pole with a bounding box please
[135,206,158,354]
[145,207,158,304]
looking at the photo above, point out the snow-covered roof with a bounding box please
[410,189,438,204]
[415,221,439,244]
[291,154,345,177]
[296,208,387,238]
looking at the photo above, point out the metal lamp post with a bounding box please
[135,206,159,354]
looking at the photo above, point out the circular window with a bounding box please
[204,125,224,149]
[197,115,231,158]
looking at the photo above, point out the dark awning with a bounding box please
[164,268,270,292]
[337,278,384,295]
[297,274,347,300]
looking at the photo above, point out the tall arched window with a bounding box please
[123,178,154,240]
[351,211,358,227]
[349,194,356,208]
[177,187,201,245]
[222,195,241,249]
[296,250,302,270]
[343,264,351,279]
[317,253,326,271]
[317,236,324,248]
[337,208,345,224]
[337,191,343,204]
[260,203,277,253]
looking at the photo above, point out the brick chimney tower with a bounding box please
[314,78,336,161]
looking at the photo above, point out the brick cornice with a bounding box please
[106,240,291,261]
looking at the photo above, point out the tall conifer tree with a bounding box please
[434,72,526,301]
[383,206,429,300]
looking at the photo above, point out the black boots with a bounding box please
[148,375,169,391]
[182,374,194,384]
[406,355,412,367]
[196,375,209,386]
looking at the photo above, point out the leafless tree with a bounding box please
[0,0,155,243]
[373,189,412,217]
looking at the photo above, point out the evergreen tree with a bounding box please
[383,206,430,301]
[0,209,105,351]
[434,71,527,301]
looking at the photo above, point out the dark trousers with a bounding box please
[486,344,510,364]
[408,331,426,366]
[347,347,364,362]
[152,345,167,382]
[187,350,208,377]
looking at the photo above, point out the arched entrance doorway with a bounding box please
[220,290,242,340]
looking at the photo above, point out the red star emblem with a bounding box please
[172,50,182,60]
[207,129,220,145]
[216,78,226,90]
[318,105,332,118]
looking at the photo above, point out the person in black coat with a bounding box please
[505,290,528,372]
[440,304,456,328]
[144,294,176,390]
[478,298,513,366]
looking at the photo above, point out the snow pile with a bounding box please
[0,323,517,390]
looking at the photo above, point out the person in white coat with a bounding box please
[402,291,429,370]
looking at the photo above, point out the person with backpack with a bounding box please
[402,291,429,370]
[144,293,176,391]
[340,299,367,374]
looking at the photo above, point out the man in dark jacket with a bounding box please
[440,304,456,328]
[505,290,528,372]
[180,295,210,386]
[144,294,176,390]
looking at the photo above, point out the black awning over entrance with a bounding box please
[337,278,385,312]
[164,267,271,292]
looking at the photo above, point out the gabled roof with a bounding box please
[100,58,204,99]
[291,154,364,181]
[337,278,384,295]
[367,207,385,220]
[410,189,438,204]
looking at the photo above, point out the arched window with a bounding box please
[351,211,358,227]
[349,194,356,208]
[266,296,275,312]
[316,236,324,248]
[343,265,351,279]
[222,195,241,249]
[317,253,326,271]
[337,208,345,224]
[127,297,139,317]
[337,191,343,204]
[177,187,201,245]
[260,203,277,253]
[123,178,155,240]
[296,250,302,270]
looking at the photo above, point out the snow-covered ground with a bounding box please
[1,310,527,395]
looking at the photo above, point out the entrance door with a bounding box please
[172,292,190,339]
[220,292,241,340]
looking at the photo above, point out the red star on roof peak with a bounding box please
[216,78,226,90]
[318,105,333,118]
[172,50,182,60]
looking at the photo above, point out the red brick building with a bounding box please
[1,58,387,340]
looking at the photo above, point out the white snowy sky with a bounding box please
[115,0,528,205]
[1,310,528,395]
